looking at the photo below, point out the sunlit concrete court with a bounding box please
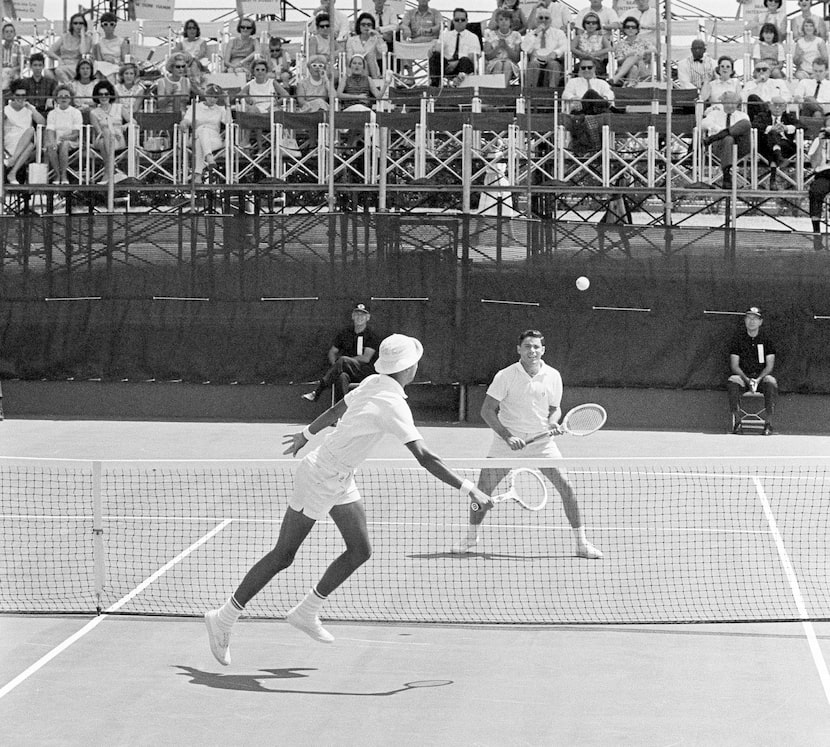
[2,420,830,744]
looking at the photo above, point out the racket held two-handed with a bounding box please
[525,403,607,445]
[470,468,548,512]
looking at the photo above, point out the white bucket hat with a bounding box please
[374,334,423,374]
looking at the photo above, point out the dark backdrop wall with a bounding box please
[0,214,828,393]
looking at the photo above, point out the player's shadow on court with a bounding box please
[411,551,574,561]
[174,666,452,696]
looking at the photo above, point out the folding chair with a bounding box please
[391,40,437,88]
[733,391,766,434]
[128,111,182,184]
[230,109,275,182]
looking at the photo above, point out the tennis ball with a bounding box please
[576,276,590,291]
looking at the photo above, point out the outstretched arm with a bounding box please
[405,439,492,507]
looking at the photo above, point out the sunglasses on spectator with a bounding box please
[623,24,638,29]
[579,65,594,70]
[756,67,770,72]
[318,23,330,28]
[240,26,253,30]
[453,17,467,22]
[584,20,599,24]
[174,64,187,68]
[360,21,373,26]
[537,15,551,20]
[72,21,86,25]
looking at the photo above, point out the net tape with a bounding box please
[2,457,829,624]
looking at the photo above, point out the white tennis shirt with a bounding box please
[486,360,563,433]
[313,374,422,472]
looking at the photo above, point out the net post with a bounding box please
[92,460,105,615]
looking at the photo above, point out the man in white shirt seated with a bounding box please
[743,60,791,119]
[429,8,481,86]
[575,0,621,35]
[563,59,615,112]
[676,39,716,91]
[797,58,830,119]
[521,7,569,87]
[701,90,751,188]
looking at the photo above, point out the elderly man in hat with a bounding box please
[727,306,778,435]
[303,303,382,403]
[206,334,493,662]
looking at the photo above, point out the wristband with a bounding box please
[301,426,314,441]
[459,479,474,497]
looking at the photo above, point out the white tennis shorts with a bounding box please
[487,431,562,459]
[288,452,361,521]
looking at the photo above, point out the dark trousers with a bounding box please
[759,131,796,166]
[727,375,778,421]
[428,54,475,86]
[318,356,374,401]
[809,170,830,219]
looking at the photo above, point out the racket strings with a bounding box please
[511,469,547,510]
[564,405,606,435]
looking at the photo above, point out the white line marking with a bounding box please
[753,477,830,707]
[0,519,232,701]
[592,306,651,312]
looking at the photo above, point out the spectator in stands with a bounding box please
[484,9,522,86]
[21,53,57,117]
[239,59,291,112]
[302,302,380,403]
[676,39,716,92]
[527,0,572,34]
[309,0,351,42]
[370,0,401,50]
[114,62,145,117]
[701,55,743,104]
[727,307,777,435]
[701,90,751,188]
[752,23,785,79]
[223,18,261,75]
[796,58,830,118]
[627,0,658,44]
[93,12,129,80]
[793,20,828,80]
[89,80,131,185]
[308,14,344,66]
[743,58,790,119]
[521,7,569,88]
[3,81,44,184]
[346,12,387,79]
[791,0,827,41]
[572,12,611,78]
[70,58,97,115]
[429,8,481,86]
[400,0,444,43]
[174,20,209,80]
[47,12,93,84]
[156,53,194,115]
[1,23,23,94]
[758,0,788,40]
[808,113,830,233]
[181,83,231,183]
[296,54,330,113]
[610,16,654,86]
[267,36,294,90]
[336,53,388,148]
[563,57,614,112]
[575,0,620,36]
[44,86,83,184]
[752,96,800,189]
[488,0,528,32]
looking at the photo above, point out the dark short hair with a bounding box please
[29,52,45,65]
[9,79,26,94]
[92,79,116,103]
[759,22,779,42]
[315,12,330,26]
[75,58,94,79]
[622,15,640,30]
[99,12,118,24]
[519,329,545,345]
[184,19,201,35]
[355,12,376,34]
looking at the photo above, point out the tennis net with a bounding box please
[2,456,829,624]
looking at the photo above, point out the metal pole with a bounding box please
[327,0,337,214]
[664,0,673,228]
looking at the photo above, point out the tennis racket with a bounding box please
[471,468,548,512]
[525,403,607,445]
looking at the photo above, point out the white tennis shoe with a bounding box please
[450,535,479,554]
[205,610,231,666]
[286,605,334,643]
[576,542,603,560]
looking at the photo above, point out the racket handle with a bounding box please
[470,501,480,511]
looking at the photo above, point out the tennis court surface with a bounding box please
[2,420,830,744]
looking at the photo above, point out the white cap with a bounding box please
[374,334,423,374]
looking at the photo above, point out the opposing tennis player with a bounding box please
[205,334,492,665]
[451,329,602,559]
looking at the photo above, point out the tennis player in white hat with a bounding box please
[205,334,492,665]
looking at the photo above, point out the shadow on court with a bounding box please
[174,666,452,697]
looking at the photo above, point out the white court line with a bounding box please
[0,519,232,702]
[753,477,830,708]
